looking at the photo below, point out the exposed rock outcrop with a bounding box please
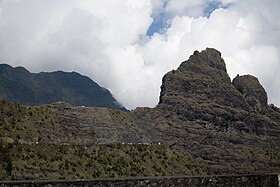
[232,74,268,111]
[158,48,252,129]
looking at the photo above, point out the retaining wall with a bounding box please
[0,174,279,187]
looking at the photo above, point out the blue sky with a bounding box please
[147,0,231,36]
[147,1,168,36]
[147,11,168,36]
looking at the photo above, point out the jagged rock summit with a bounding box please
[160,48,248,108]
[158,48,273,130]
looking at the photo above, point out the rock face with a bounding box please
[232,74,268,110]
[158,48,252,128]
[0,64,124,109]
[152,48,279,174]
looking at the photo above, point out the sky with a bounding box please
[0,0,279,109]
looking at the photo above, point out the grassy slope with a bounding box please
[0,100,206,180]
[1,143,206,180]
[0,99,279,180]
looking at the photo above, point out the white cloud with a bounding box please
[151,0,165,17]
[0,0,279,109]
[139,0,280,107]
[165,0,206,17]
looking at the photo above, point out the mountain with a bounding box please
[0,64,124,109]
[157,48,275,132]
[152,48,280,173]
[0,48,279,180]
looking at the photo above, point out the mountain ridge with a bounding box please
[0,63,124,110]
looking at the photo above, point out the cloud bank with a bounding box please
[0,0,279,109]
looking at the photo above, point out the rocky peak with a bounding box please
[158,48,257,130]
[157,48,279,136]
[178,48,230,84]
[232,74,268,110]
[159,48,247,109]
[192,48,225,71]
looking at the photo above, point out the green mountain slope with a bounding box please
[0,64,124,109]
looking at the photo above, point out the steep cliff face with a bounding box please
[157,48,276,135]
[146,48,279,174]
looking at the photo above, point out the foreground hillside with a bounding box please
[0,64,124,109]
[0,48,279,180]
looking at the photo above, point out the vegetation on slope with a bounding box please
[0,64,124,109]
[0,99,207,180]
[0,143,206,180]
